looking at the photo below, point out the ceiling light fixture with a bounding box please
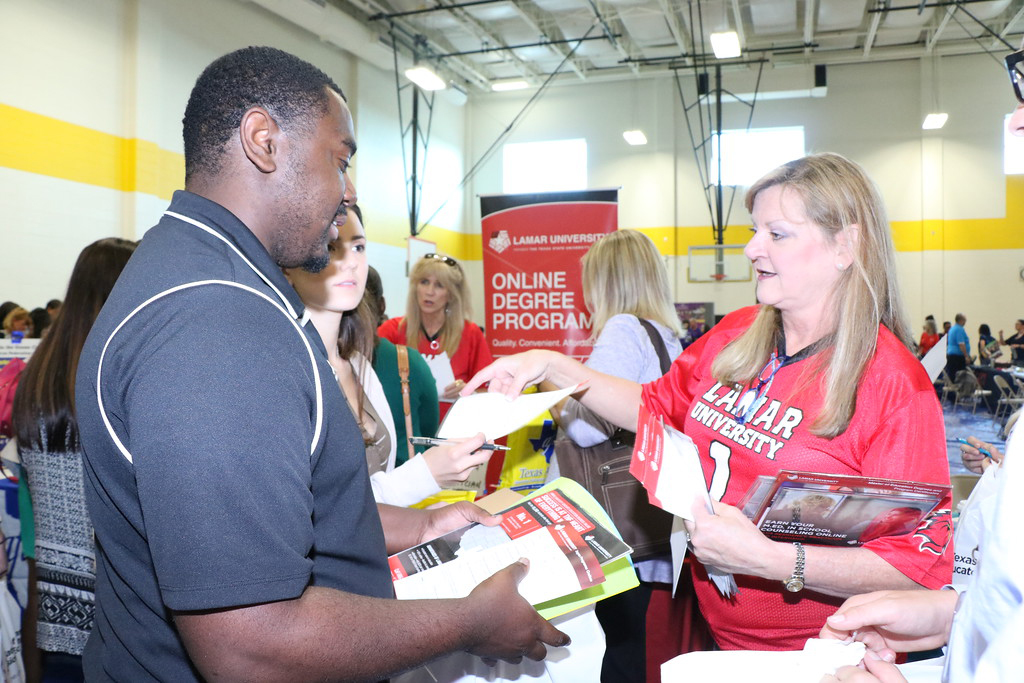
[405,65,447,91]
[491,79,529,92]
[710,31,741,59]
[623,130,648,146]
[922,113,948,130]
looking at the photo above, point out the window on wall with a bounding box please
[710,127,805,187]
[1005,114,1024,174]
[502,138,587,194]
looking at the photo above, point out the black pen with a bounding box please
[408,436,510,451]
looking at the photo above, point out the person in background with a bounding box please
[943,320,952,335]
[959,434,1006,474]
[284,205,481,505]
[365,264,440,466]
[465,153,953,652]
[74,46,566,680]
[45,300,62,321]
[3,306,33,338]
[0,302,21,336]
[28,308,50,339]
[818,42,1024,683]
[544,229,684,682]
[945,313,972,377]
[379,253,493,421]
[918,318,940,359]
[12,237,137,681]
[977,323,997,366]
[998,318,1024,366]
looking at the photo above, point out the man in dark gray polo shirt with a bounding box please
[76,46,567,681]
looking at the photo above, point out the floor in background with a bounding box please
[942,401,1005,476]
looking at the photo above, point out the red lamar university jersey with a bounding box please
[642,306,953,651]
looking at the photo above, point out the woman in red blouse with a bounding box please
[378,253,493,420]
[918,318,940,358]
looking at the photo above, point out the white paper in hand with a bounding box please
[423,353,457,402]
[437,384,580,440]
[920,333,947,383]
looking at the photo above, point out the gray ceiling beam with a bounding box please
[511,0,588,80]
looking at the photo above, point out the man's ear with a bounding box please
[239,106,279,173]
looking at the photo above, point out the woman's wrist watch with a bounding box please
[784,542,805,592]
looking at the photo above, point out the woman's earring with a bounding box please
[836,262,847,271]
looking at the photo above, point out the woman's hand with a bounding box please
[421,432,493,488]
[818,589,958,659]
[441,379,467,401]
[959,436,1003,474]
[462,351,562,399]
[822,654,908,683]
[684,500,780,577]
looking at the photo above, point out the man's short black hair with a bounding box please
[182,46,345,181]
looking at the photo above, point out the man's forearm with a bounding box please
[177,587,477,682]
[378,503,432,554]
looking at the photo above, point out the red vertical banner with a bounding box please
[481,190,618,361]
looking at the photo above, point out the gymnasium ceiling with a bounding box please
[321,0,1024,93]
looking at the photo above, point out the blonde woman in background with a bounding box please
[285,206,491,506]
[545,229,684,682]
[378,253,493,420]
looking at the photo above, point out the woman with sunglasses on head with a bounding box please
[285,207,491,507]
[465,153,952,652]
[379,252,493,420]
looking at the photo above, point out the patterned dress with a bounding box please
[20,424,95,655]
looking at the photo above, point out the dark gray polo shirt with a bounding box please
[77,191,391,680]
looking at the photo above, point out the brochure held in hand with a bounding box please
[389,479,635,617]
[738,470,950,546]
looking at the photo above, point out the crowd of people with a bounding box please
[1,41,1022,683]
[0,300,61,340]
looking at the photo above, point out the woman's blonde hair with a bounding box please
[582,230,682,338]
[711,153,912,438]
[3,307,31,334]
[403,253,471,357]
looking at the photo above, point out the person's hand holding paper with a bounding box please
[438,384,580,440]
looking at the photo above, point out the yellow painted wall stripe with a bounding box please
[1,103,183,198]
[4,103,1024,256]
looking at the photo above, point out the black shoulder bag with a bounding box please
[554,319,675,561]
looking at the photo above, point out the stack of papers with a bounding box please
[390,478,640,619]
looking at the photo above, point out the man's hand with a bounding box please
[415,501,503,546]
[819,589,958,661]
[462,559,570,663]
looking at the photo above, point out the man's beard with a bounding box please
[299,235,330,273]
[271,220,332,272]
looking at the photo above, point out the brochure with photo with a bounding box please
[739,470,949,546]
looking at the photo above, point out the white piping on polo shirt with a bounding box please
[164,210,306,324]
[96,216,323,463]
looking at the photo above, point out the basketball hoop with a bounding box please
[711,273,727,282]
